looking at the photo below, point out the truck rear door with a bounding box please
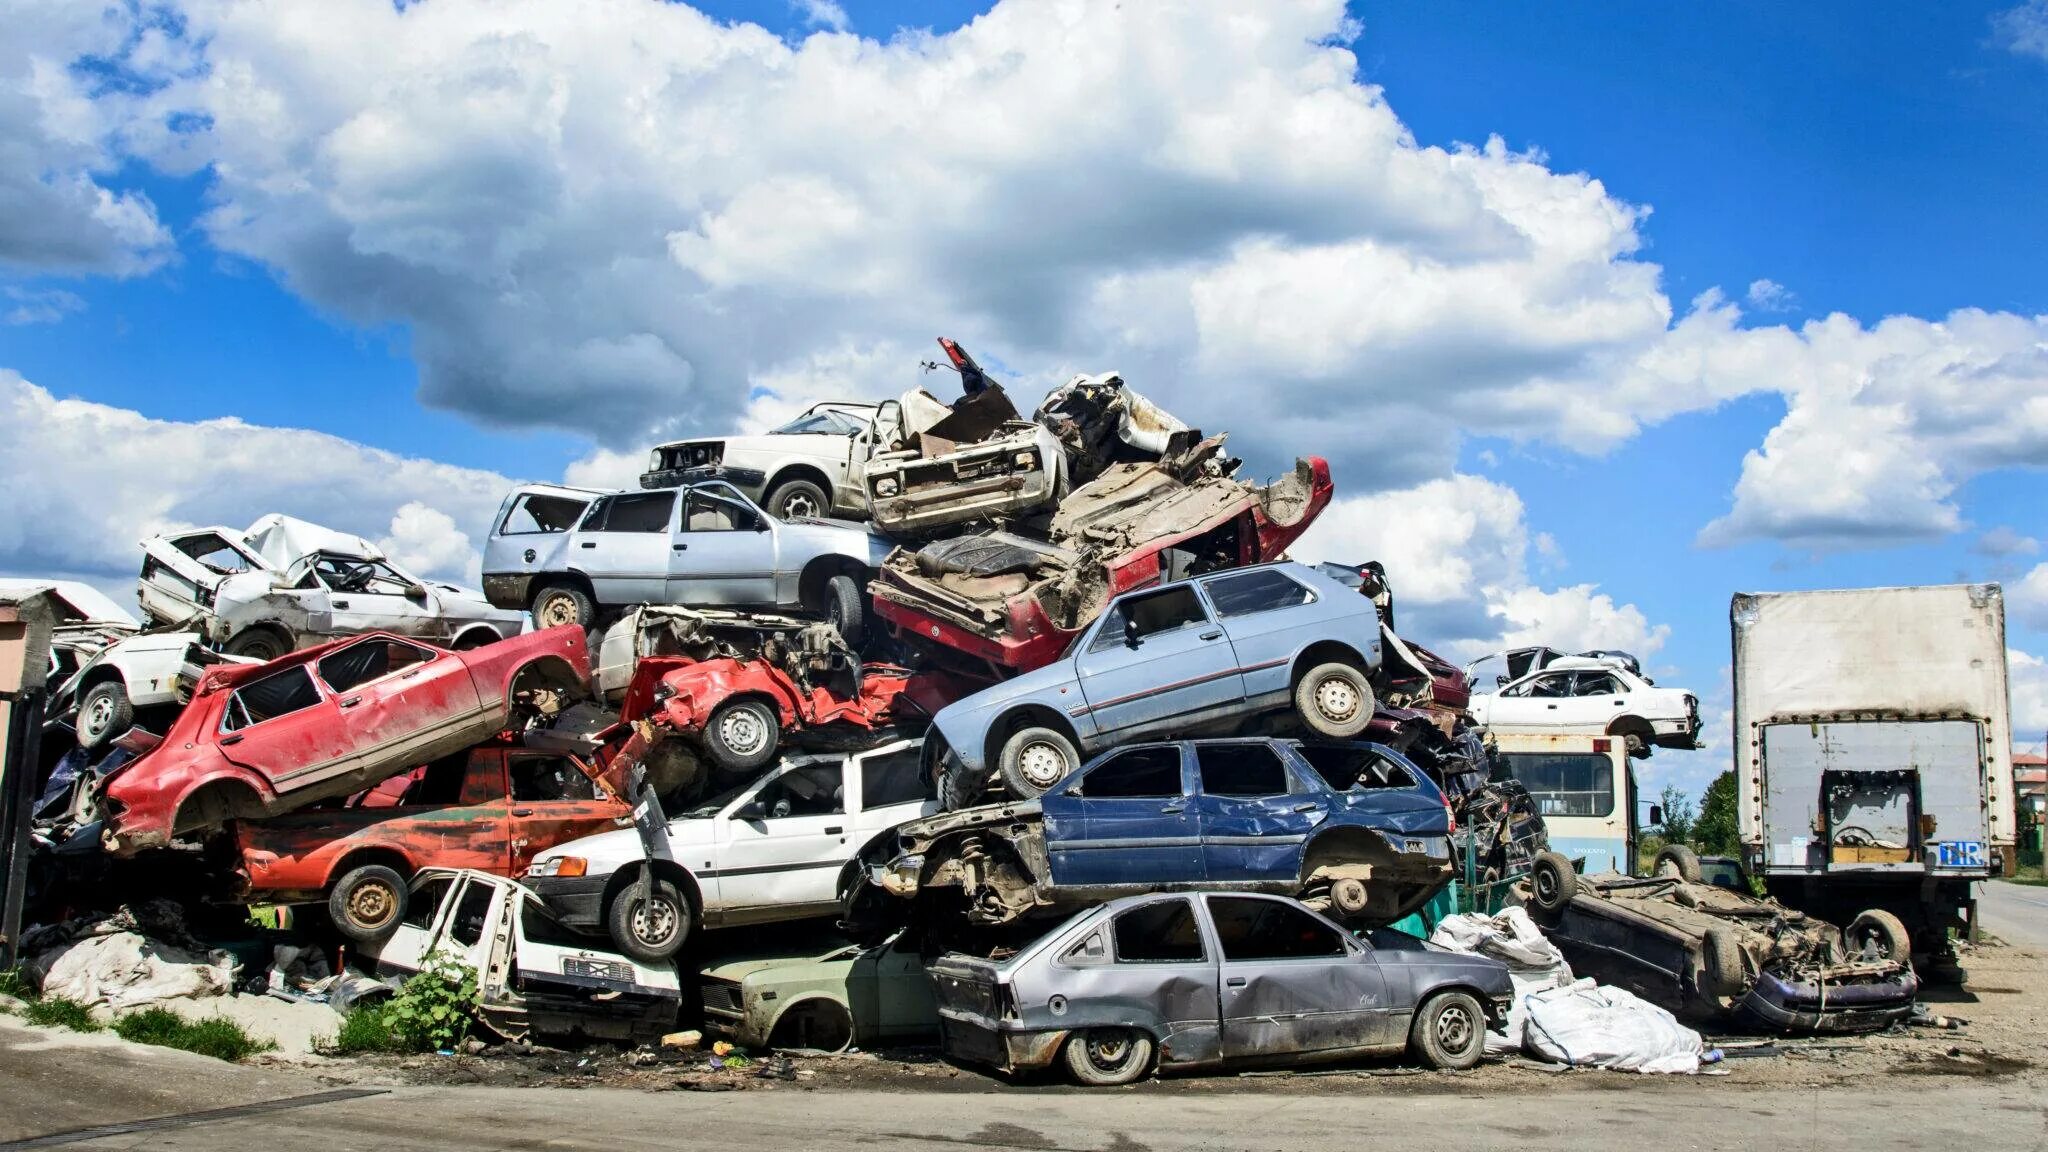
[1761,719,1989,874]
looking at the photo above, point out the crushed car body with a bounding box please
[927,892,1511,1084]
[138,514,524,659]
[97,626,591,855]
[698,935,937,1052]
[640,401,903,519]
[592,604,854,705]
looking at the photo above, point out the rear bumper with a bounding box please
[939,1016,1066,1073]
[529,874,609,931]
[482,573,535,611]
[1736,968,1919,1034]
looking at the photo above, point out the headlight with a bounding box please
[528,857,588,878]
[875,477,900,497]
[647,450,663,471]
[1012,451,1037,470]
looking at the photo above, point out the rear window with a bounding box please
[1296,745,1417,791]
[1203,569,1314,618]
[499,492,590,536]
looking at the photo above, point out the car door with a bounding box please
[1196,568,1319,703]
[506,751,635,877]
[1206,895,1393,1060]
[572,491,678,605]
[310,554,438,639]
[367,873,458,978]
[710,759,850,914]
[668,486,778,606]
[1104,897,1222,1058]
[1488,670,1575,730]
[1042,745,1203,886]
[1562,671,1628,728]
[214,661,355,792]
[1192,742,1326,881]
[1071,584,1243,745]
[315,636,485,774]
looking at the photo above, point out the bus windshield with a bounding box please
[1497,752,1615,817]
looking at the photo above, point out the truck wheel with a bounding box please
[1062,1027,1155,1086]
[998,726,1080,798]
[1844,909,1912,963]
[530,583,594,630]
[705,698,779,773]
[75,680,134,750]
[329,864,410,944]
[823,573,866,646]
[1528,850,1578,913]
[1700,925,1747,998]
[1293,662,1374,738]
[609,877,691,963]
[1410,991,1486,1070]
[1655,844,1703,883]
[766,478,829,521]
[223,628,289,662]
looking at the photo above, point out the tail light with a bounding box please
[1443,791,1457,834]
[995,983,1019,1022]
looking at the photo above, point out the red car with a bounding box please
[100,626,590,856]
[231,742,633,942]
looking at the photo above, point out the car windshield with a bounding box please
[772,409,863,437]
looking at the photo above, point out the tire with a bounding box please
[608,876,692,963]
[823,573,865,646]
[530,583,595,630]
[1062,1027,1155,1086]
[328,864,410,944]
[997,726,1081,799]
[1293,662,1374,738]
[704,698,779,773]
[766,478,830,521]
[1410,991,1486,1071]
[1655,844,1703,883]
[935,747,982,811]
[1330,877,1371,918]
[1844,909,1912,964]
[75,680,134,750]
[1528,850,1578,913]
[223,628,289,662]
[1700,925,1747,998]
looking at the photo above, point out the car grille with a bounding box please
[701,980,744,1015]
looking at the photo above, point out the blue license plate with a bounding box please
[1935,841,1985,869]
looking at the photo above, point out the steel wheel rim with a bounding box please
[720,707,770,756]
[81,694,114,740]
[1019,741,1068,788]
[1534,866,1558,903]
[1314,676,1360,722]
[632,897,679,946]
[1086,1032,1132,1069]
[536,595,578,628]
[781,491,821,518]
[349,882,397,929]
[1435,1003,1475,1052]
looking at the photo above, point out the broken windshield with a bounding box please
[773,409,864,437]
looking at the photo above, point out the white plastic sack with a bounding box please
[29,931,238,1011]
[1522,979,1703,1074]
[1429,908,1574,1054]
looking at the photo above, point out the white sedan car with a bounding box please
[1469,662,1700,753]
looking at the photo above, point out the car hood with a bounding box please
[700,945,863,984]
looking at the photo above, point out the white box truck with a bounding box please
[1731,583,2015,978]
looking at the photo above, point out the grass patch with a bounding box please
[113,1008,275,1062]
[324,1004,408,1055]
[0,966,33,1000]
[22,996,99,1032]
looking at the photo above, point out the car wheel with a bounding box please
[767,479,830,521]
[997,726,1080,799]
[1654,844,1702,883]
[1330,877,1371,919]
[823,573,865,646]
[1528,850,1578,914]
[1843,909,1912,964]
[609,877,692,963]
[1062,1027,1155,1086]
[704,698,780,773]
[1700,924,1747,998]
[223,628,289,662]
[1292,662,1375,738]
[531,583,595,630]
[328,864,410,944]
[1410,990,1486,1071]
[75,680,134,750]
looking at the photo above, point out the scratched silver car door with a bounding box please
[1204,894,1392,1060]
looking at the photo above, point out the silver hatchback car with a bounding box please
[481,480,892,642]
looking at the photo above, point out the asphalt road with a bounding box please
[1978,879,2048,949]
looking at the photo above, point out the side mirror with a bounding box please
[1123,616,1141,647]
[734,799,768,821]
[404,582,430,601]
[1649,804,1664,827]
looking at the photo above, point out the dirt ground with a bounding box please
[297,936,2048,1099]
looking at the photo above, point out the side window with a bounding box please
[402,754,471,806]
[683,491,759,532]
[404,878,452,929]
[1202,569,1314,619]
[754,764,844,818]
[1088,586,1208,652]
[1571,673,1622,697]
[1207,896,1347,961]
[447,882,492,947]
[498,493,590,535]
[1113,899,1205,963]
[860,747,928,809]
[1196,743,1290,798]
[1513,672,1571,699]
[510,756,597,802]
[177,533,256,575]
[317,638,433,694]
[1060,928,1110,965]
[220,665,323,732]
[1071,746,1183,798]
[1297,744,1417,790]
[595,492,676,533]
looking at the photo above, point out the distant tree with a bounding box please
[1694,770,1739,855]
[1656,783,1695,845]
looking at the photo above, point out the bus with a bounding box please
[1490,731,1640,876]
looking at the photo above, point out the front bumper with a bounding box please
[527,873,609,931]
[1735,967,1919,1034]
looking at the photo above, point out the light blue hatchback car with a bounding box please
[928,562,1383,804]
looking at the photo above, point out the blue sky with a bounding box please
[4,0,2046,800]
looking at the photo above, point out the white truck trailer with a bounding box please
[1731,583,2015,977]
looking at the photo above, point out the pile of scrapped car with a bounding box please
[12,340,1919,1085]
